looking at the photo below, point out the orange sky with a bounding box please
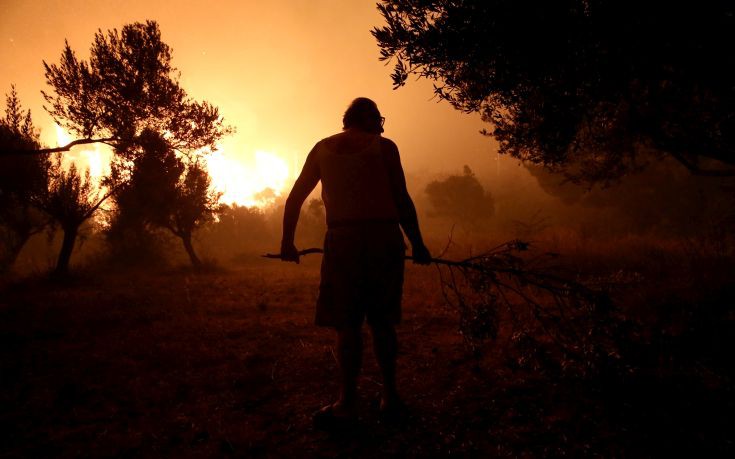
[1,0,503,206]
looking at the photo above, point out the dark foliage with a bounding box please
[434,240,621,375]
[373,1,735,182]
[202,198,326,262]
[0,87,48,271]
[36,156,111,275]
[43,20,232,155]
[425,165,494,228]
[42,20,233,268]
[162,162,220,267]
[107,130,220,267]
[527,158,735,235]
[214,204,270,239]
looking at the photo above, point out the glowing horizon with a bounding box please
[2,0,495,198]
[51,124,292,209]
[207,148,291,208]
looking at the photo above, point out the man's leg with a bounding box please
[333,325,362,415]
[369,321,401,409]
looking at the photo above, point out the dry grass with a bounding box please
[1,238,733,457]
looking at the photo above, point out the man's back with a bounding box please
[316,131,399,226]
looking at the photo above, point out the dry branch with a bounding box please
[264,240,617,375]
[263,247,494,267]
[2,137,121,156]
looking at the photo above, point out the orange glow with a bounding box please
[2,0,498,210]
[207,149,290,207]
[54,125,113,186]
[54,125,291,208]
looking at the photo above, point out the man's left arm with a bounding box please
[382,138,432,265]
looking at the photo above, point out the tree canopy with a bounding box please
[43,20,232,157]
[108,129,220,267]
[373,1,735,182]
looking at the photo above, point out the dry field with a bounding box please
[1,242,733,457]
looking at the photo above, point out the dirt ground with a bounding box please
[1,251,733,457]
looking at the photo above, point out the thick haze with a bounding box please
[0,0,517,206]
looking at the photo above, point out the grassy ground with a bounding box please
[1,244,734,457]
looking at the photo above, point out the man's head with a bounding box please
[342,97,384,134]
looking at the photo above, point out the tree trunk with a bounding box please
[181,232,202,268]
[55,225,78,275]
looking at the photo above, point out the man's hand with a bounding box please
[280,240,300,264]
[411,243,432,265]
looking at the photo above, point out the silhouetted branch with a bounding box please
[264,240,618,374]
[263,247,481,266]
[263,248,324,259]
[669,152,735,177]
[81,183,121,221]
[3,137,121,156]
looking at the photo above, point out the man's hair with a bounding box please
[342,97,382,133]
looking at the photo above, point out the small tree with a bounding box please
[425,165,494,228]
[161,162,221,267]
[0,87,49,271]
[38,156,112,275]
[108,130,219,267]
[106,129,183,254]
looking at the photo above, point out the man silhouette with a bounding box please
[281,97,431,424]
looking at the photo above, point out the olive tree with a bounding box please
[373,1,735,183]
[37,156,112,275]
[42,20,232,266]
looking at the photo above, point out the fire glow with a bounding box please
[54,125,290,209]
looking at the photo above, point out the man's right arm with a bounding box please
[281,143,321,262]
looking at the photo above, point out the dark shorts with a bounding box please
[316,223,406,328]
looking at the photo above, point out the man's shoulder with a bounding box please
[315,133,398,154]
[379,137,399,154]
[321,132,344,143]
[315,133,343,151]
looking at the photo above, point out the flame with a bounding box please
[54,124,112,184]
[53,124,291,208]
[207,149,290,207]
